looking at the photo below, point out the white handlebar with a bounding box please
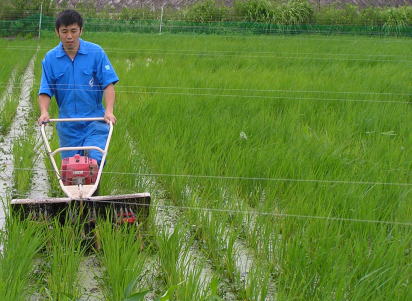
[45,117,106,123]
[40,116,114,198]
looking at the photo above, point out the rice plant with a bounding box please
[43,216,86,300]
[97,219,148,301]
[0,213,45,300]
[12,135,37,198]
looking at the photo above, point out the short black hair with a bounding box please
[55,9,83,31]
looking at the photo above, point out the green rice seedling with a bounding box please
[0,213,45,300]
[0,39,34,96]
[0,74,24,135]
[0,39,35,135]
[44,216,86,300]
[97,218,148,301]
[12,135,37,197]
[155,226,207,300]
[241,263,271,301]
[184,193,259,298]
[33,32,412,299]
[103,32,411,299]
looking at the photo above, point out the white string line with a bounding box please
[3,45,412,63]
[3,81,409,97]
[2,28,410,44]
[2,82,408,104]
[7,166,411,187]
[3,83,409,104]
[24,88,412,104]
[72,198,412,227]
[6,44,412,59]
[2,32,410,47]
[122,23,411,36]
[3,43,412,60]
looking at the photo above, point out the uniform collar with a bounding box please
[56,39,88,58]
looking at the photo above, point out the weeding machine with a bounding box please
[11,117,151,225]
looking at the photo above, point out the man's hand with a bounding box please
[104,111,117,124]
[38,111,50,125]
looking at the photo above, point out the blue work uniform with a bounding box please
[39,39,119,165]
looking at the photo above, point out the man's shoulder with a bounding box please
[81,40,105,54]
[43,44,61,61]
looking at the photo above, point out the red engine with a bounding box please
[61,154,98,185]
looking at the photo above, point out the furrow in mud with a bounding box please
[124,130,218,298]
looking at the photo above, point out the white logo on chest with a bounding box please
[89,78,94,87]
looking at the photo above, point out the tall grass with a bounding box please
[0,40,33,135]
[97,219,148,301]
[155,226,210,300]
[7,32,411,298]
[44,216,86,300]
[103,32,411,299]
[12,135,37,197]
[0,214,45,300]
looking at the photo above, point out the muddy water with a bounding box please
[0,55,36,236]
[78,255,104,301]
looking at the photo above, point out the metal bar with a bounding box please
[48,117,105,122]
[91,121,113,197]
[40,124,62,180]
[10,193,150,204]
[11,197,72,205]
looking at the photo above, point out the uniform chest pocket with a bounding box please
[54,72,69,90]
[80,69,96,89]
[55,72,65,83]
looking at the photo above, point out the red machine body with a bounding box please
[61,154,98,186]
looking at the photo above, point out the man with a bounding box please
[38,9,118,166]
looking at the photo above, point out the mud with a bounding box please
[78,255,105,301]
[0,55,36,237]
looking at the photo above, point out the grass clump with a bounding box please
[0,214,45,300]
[0,73,23,135]
[43,216,86,300]
[155,227,208,300]
[97,219,148,301]
[12,135,37,198]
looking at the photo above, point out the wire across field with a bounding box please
[0,32,411,300]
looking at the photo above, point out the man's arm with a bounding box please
[38,94,51,125]
[103,83,116,124]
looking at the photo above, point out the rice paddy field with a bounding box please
[0,30,411,300]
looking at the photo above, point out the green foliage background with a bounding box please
[0,0,411,37]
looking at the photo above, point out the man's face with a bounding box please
[56,23,82,51]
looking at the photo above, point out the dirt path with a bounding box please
[0,54,36,237]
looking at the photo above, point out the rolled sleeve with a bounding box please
[39,59,54,98]
[98,51,119,89]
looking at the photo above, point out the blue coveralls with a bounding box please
[39,39,119,165]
